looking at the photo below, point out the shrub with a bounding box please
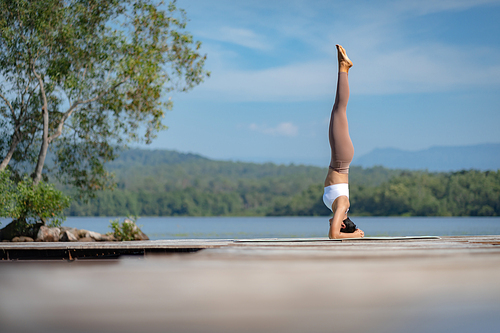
[0,171,16,224]
[0,170,71,227]
[109,216,141,241]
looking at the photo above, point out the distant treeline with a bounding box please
[64,149,500,217]
[272,170,500,217]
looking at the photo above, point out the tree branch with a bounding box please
[19,76,35,119]
[0,133,21,171]
[0,91,15,120]
[48,77,129,143]
[0,122,24,172]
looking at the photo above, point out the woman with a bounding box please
[323,44,364,239]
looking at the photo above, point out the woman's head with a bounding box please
[340,217,357,233]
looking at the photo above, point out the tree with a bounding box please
[0,0,209,198]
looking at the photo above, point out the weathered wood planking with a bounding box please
[1,235,499,260]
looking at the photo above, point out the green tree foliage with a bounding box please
[64,149,500,217]
[64,149,328,216]
[0,170,16,220]
[0,0,209,198]
[268,184,331,216]
[1,170,70,226]
[350,170,500,216]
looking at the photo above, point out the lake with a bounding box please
[56,216,500,240]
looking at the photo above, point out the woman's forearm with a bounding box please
[328,207,363,239]
[332,230,363,239]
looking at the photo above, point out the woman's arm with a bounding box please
[328,197,364,239]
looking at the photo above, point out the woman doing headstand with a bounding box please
[323,45,364,239]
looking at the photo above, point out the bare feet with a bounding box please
[336,44,353,73]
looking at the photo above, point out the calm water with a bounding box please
[54,216,500,240]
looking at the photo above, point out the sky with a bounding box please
[139,0,500,166]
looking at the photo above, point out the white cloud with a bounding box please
[249,122,299,137]
[192,43,500,101]
[194,32,331,101]
[183,0,500,101]
[352,43,500,95]
[196,60,336,102]
[198,26,270,51]
[393,0,500,15]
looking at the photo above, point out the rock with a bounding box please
[74,230,106,241]
[86,230,105,241]
[12,236,34,242]
[58,227,115,242]
[77,229,89,238]
[59,230,78,242]
[36,226,61,242]
[1,219,25,240]
[100,234,117,242]
[78,237,95,242]
[0,219,43,240]
[123,218,149,241]
[60,227,79,240]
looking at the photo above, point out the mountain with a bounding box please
[108,148,210,169]
[353,143,500,171]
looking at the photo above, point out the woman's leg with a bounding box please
[329,45,354,174]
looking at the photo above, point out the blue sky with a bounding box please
[141,0,500,166]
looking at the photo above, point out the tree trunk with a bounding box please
[0,132,21,171]
[33,105,49,185]
[33,66,50,186]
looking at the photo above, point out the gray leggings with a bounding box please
[329,72,354,174]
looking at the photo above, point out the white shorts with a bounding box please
[323,183,349,212]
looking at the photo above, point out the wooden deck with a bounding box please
[1,235,498,260]
[1,236,500,333]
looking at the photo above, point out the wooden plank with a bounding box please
[0,239,233,250]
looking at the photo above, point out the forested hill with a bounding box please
[65,149,500,217]
[108,149,330,180]
[108,149,210,168]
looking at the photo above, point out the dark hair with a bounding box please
[340,217,357,233]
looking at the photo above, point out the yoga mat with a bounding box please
[233,236,440,243]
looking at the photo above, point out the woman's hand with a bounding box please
[353,228,364,238]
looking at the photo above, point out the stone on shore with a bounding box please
[11,236,34,242]
[59,230,78,242]
[101,234,117,242]
[77,229,89,239]
[86,230,106,241]
[1,219,142,242]
[78,237,96,242]
[60,227,79,239]
[36,226,61,242]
